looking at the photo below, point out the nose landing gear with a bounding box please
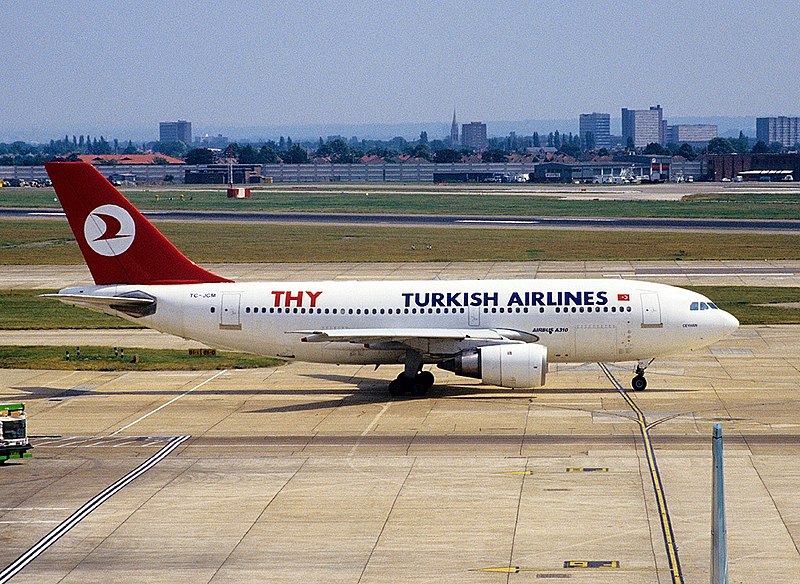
[631,359,654,391]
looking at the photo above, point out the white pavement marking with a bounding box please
[0,508,69,511]
[0,435,190,584]
[349,402,391,457]
[109,369,227,436]
[0,519,61,525]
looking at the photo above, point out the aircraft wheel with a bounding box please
[388,378,404,397]
[417,371,435,389]
[631,375,647,392]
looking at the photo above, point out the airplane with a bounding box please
[42,162,739,396]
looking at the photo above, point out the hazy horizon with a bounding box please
[2,115,759,145]
[2,1,797,143]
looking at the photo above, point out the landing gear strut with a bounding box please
[388,351,434,397]
[631,359,653,391]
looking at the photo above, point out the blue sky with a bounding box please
[1,1,798,140]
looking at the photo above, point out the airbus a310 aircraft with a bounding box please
[43,162,738,396]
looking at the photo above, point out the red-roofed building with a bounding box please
[77,154,185,165]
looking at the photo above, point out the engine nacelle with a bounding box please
[438,343,547,389]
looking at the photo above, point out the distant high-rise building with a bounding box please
[461,121,488,150]
[622,105,664,148]
[666,124,717,146]
[579,112,611,148]
[450,110,459,147]
[756,117,800,146]
[159,120,192,144]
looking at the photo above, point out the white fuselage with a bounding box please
[60,278,739,367]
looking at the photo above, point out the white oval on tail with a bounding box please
[83,204,136,256]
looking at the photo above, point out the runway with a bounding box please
[3,325,800,582]
[4,207,800,233]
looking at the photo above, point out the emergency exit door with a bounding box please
[468,306,480,327]
[220,293,242,329]
[640,292,662,328]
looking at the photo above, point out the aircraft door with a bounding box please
[468,306,480,327]
[220,293,242,330]
[640,292,662,328]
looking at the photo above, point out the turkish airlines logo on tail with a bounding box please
[83,204,136,256]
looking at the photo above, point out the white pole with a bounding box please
[711,423,728,584]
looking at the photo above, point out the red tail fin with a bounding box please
[45,162,232,285]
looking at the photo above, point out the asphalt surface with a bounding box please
[4,207,800,232]
[4,326,800,583]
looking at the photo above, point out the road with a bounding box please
[3,207,800,233]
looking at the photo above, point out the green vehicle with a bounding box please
[0,403,31,463]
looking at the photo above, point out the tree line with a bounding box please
[0,129,796,166]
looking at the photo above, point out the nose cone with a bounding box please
[720,310,739,337]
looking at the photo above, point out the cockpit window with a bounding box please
[708,302,719,309]
[690,302,699,311]
[690,301,714,311]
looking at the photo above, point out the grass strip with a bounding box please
[3,220,800,264]
[0,345,282,371]
[0,290,141,329]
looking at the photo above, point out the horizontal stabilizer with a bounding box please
[40,293,154,307]
[40,292,156,317]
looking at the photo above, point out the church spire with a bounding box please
[450,109,459,147]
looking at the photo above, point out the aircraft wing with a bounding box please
[294,328,510,344]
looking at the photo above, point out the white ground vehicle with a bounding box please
[0,403,32,463]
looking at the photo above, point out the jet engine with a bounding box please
[438,343,547,389]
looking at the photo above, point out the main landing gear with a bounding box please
[388,351,435,397]
[631,359,653,391]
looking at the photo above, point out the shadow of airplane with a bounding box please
[8,372,694,417]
